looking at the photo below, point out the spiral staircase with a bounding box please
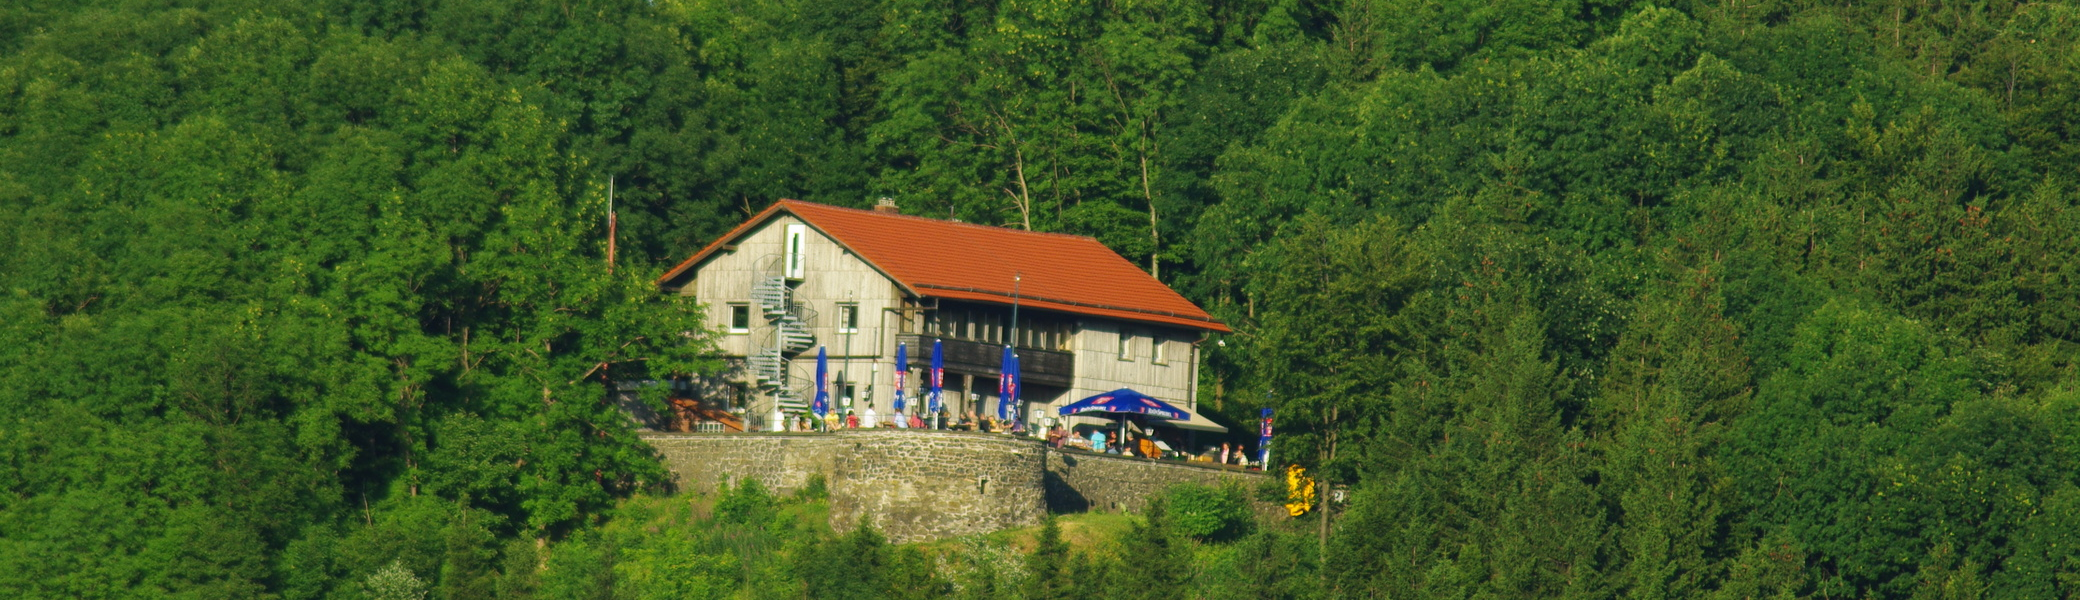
[747,256,817,412]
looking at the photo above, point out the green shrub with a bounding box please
[713,478,775,526]
[797,473,830,501]
[1164,483,1255,543]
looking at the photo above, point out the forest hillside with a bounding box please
[3,0,2080,598]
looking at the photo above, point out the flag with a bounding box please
[812,346,830,420]
[892,343,908,413]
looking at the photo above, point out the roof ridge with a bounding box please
[909,282,1225,323]
[778,199,1101,242]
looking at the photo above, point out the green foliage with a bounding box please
[797,473,830,501]
[1026,517,1072,600]
[1114,500,1192,600]
[362,560,431,600]
[1163,483,1255,543]
[8,0,2080,598]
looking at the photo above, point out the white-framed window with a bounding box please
[728,303,751,333]
[1117,331,1135,361]
[1151,335,1167,365]
[838,303,860,333]
[783,223,807,279]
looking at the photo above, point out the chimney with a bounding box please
[873,197,900,214]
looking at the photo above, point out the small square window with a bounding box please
[728,303,751,333]
[1151,336,1167,365]
[1117,331,1134,361]
[838,304,860,333]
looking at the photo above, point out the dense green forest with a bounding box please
[4,0,2080,598]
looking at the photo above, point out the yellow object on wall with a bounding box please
[1285,465,1315,517]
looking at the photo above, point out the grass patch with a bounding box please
[905,511,1142,557]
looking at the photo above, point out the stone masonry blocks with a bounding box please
[640,430,1265,543]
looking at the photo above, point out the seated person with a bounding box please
[1088,430,1107,453]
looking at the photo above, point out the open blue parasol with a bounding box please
[1057,388,1189,420]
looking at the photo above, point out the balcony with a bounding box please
[894,334,1073,387]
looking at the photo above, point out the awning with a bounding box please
[1154,403,1228,433]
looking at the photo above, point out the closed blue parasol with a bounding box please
[927,340,944,417]
[812,346,830,421]
[997,346,1019,425]
[1057,388,1188,421]
[892,343,908,413]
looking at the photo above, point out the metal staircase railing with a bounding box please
[749,255,816,412]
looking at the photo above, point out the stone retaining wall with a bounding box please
[640,430,1267,543]
[1042,449,1264,514]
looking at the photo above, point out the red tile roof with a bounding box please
[658,200,1229,332]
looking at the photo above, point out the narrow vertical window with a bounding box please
[728,303,751,333]
[783,223,807,279]
[1117,331,1134,361]
[1151,335,1167,365]
[838,303,859,333]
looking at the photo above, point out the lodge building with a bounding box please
[653,199,1231,434]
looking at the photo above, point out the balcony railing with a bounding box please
[894,334,1073,387]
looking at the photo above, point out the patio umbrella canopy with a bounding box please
[1057,388,1188,421]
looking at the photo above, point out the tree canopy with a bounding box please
[4,0,2080,598]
